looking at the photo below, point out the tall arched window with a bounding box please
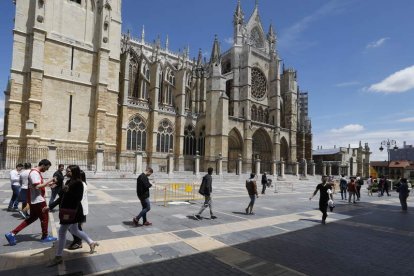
[258,106,264,122]
[126,115,147,151]
[197,126,206,156]
[128,58,139,98]
[251,105,257,121]
[158,71,163,104]
[165,69,175,106]
[184,125,196,155]
[141,63,150,100]
[185,74,192,110]
[156,119,174,153]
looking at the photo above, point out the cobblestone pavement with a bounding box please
[0,177,413,276]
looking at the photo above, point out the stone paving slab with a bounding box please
[0,178,413,275]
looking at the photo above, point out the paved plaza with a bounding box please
[0,175,413,276]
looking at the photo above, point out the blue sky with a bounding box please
[0,0,413,160]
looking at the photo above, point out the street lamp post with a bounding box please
[379,139,398,178]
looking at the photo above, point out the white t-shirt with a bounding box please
[81,181,89,216]
[29,169,46,204]
[10,169,21,186]
[20,169,30,189]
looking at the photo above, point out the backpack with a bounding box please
[358,179,364,186]
[198,177,206,195]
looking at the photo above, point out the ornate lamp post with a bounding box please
[379,139,398,178]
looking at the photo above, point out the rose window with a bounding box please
[251,68,267,100]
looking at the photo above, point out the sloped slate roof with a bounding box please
[313,148,341,155]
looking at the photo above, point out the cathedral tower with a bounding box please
[4,0,122,152]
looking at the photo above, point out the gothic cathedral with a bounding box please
[3,0,312,174]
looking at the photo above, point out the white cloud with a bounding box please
[368,65,414,93]
[330,124,364,133]
[335,81,360,87]
[398,117,414,123]
[366,37,389,49]
[224,37,233,45]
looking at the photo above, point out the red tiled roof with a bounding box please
[370,161,388,166]
[389,161,412,168]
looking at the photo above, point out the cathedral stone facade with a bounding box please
[3,0,312,174]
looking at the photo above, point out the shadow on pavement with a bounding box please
[1,203,413,275]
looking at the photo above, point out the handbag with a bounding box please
[59,207,77,223]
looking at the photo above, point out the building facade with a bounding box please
[312,142,371,178]
[390,141,414,161]
[3,0,312,173]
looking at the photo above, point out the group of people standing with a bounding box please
[4,160,98,266]
[338,175,365,203]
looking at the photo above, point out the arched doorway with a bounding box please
[280,137,289,162]
[252,129,272,173]
[228,128,243,173]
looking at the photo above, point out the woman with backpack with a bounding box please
[245,173,258,215]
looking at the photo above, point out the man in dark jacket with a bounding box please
[49,164,65,207]
[261,172,268,194]
[397,178,410,211]
[195,167,216,220]
[133,167,153,226]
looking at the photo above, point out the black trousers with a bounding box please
[319,201,328,221]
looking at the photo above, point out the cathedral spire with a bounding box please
[141,25,145,43]
[165,35,169,51]
[267,22,277,51]
[197,48,203,66]
[210,35,221,64]
[233,0,244,25]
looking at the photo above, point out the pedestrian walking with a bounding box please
[309,175,333,224]
[5,159,57,246]
[48,168,88,250]
[378,176,385,197]
[397,178,410,211]
[348,178,357,203]
[261,172,267,194]
[383,176,391,196]
[133,167,154,226]
[68,170,89,249]
[246,173,258,215]
[7,163,23,212]
[44,165,98,266]
[356,176,363,201]
[366,175,373,196]
[195,167,217,220]
[18,163,31,219]
[339,174,347,200]
[49,164,64,207]
[328,175,336,194]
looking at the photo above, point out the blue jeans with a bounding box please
[136,197,151,223]
[8,185,21,209]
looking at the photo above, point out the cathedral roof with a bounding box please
[313,148,341,155]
